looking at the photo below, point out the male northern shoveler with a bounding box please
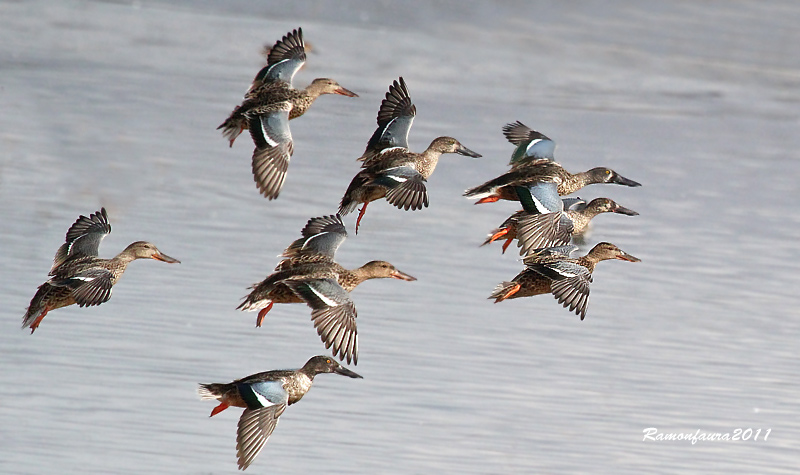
[237,215,415,364]
[464,121,640,203]
[199,355,362,471]
[338,77,481,233]
[217,28,358,200]
[22,208,180,333]
[484,196,639,255]
[489,243,640,320]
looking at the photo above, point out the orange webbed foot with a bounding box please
[355,203,369,235]
[495,283,521,303]
[488,228,509,244]
[210,402,229,417]
[29,308,50,334]
[256,302,274,327]
[475,196,500,204]
[501,238,513,253]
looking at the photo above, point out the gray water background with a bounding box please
[1,1,799,473]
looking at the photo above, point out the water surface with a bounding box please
[1,1,798,473]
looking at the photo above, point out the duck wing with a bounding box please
[250,28,306,89]
[359,77,416,164]
[49,267,114,307]
[502,121,556,166]
[248,103,294,199]
[284,278,358,365]
[281,215,347,260]
[529,260,592,320]
[51,208,111,273]
[376,166,429,211]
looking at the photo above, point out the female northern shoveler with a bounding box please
[484,196,639,255]
[199,355,362,471]
[464,121,640,203]
[217,28,358,200]
[237,215,415,364]
[338,77,481,233]
[22,208,180,333]
[489,243,640,320]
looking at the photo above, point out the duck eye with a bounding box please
[326,359,331,364]
[605,170,610,174]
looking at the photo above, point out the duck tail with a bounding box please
[198,383,228,400]
[22,283,55,331]
[217,106,247,147]
[338,190,361,216]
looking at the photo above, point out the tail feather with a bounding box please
[218,106,247,147]
[198,383,227,400]
[22,283,67,330]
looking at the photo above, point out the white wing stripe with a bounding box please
[308,285,340,307]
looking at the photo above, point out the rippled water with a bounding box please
[2,1,799,473]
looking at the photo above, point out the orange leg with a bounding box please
[355,202,369,234]
[496,283,521,302]
[29,307,50,334]
[256,302,274,327]
[210,402,229,417]
[475,195,500,204]
[488,228,509,244]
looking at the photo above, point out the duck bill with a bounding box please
[612,173,641,187]
[153,252,181,264]
[456,144,482,158]
[391,269,417,281]
[616,251,641,262]
[335,86,359,97]
[613,204,639,216]
[335,365,363,379]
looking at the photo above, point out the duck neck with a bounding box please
[417,148,444,178]
[575,256,598,273]
[349,266,376,284]
[112,250,139,267]
[561,172,592,194]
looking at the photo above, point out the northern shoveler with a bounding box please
[338,77,481,233]
[22,208,180,333]
[489,243,640,319]
[464,121,640,203]
[199,355,362,471]
[218,28,358,199]
[237,215,415,364]
[484,196,639,254]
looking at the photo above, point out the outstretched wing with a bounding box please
[359,77,416,164]
[530,260,592,320]
[49,267,114,307]
[236,404,287,470]
[502,121,556,166]
[51,208,111,273]
[251,28,306,89]
[515,212,573,256]
[516,181,563,214]
[281,215,348,260]
[249,103,294,199]
[375,166,428,211]
[284,278,358,365]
